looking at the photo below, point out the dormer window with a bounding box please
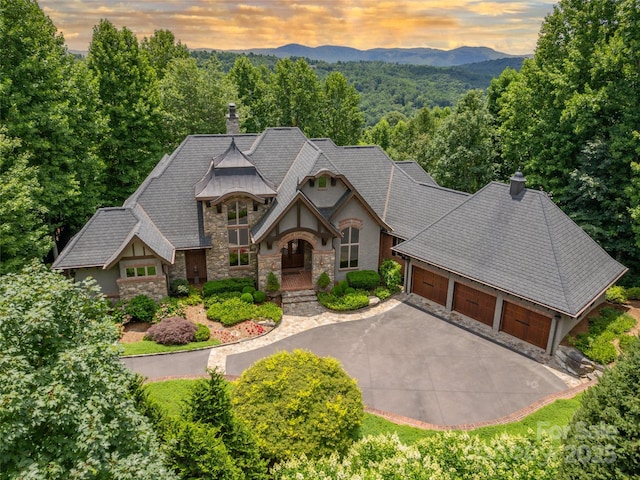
[318,175,327,189]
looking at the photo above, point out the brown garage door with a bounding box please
[501,301,552,350]
[412,267,448,306]
[453,283,496,326]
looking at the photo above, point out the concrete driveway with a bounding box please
[226,301,568,426]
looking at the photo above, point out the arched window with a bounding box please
[340,226,359,269]
[228,200,250,267]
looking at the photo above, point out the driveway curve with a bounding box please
[226,301,568,426]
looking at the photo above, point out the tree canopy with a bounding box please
[0,263,175,478]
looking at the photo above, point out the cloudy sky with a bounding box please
[39,0,557,55]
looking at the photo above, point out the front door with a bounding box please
[281,239,306,270]
[185,250,207,284]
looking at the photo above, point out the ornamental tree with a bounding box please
[232,349,364,464]
[0,263,175,479]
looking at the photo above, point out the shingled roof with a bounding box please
[395,161,439,186]
[393,182,628,317]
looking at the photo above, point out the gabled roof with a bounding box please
[394,182,628,317]
[195,139,276,203]
[52,206,174,270]
[395,161,439,186]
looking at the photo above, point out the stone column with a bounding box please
[168,251,187,282]
[258,252,282,292]
[312,250,335,291]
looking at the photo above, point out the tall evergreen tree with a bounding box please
[0,0,105,251]
[498,0,640,280]
[87,19,166,206]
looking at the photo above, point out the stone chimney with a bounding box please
[226,103,239,135]
[509,169,526,197]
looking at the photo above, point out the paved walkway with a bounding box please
[216,299,570,426]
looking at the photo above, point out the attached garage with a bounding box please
[412,267,448,306]
[452,282,496,326]
[501,301,552,350]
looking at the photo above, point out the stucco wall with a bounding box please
[74,267,120,298]
[301,176,348,208]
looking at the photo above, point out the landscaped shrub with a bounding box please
[153,297,186,323]
[606,285,628,304]
[331,279,349,297]
[169,278,190,297]
[266,271,280,292]
[124,294,157,322]
[619,334,639,353]
[572,307,636,364]
[207,298,255,326]
[194,323,211,342]
[626,286,640,300]
[202,277,255,297]
[346,270,381,290]
[242,285,256,294]
[204,291,242,308]
[253,290,266,303]
[317,271,331,290]
[373,286,391,301]
[318,291,370,311]
[145,316,196,345]
[240,292,254,304]
[256,302,283,323]
[344,287,356,295]
[232,350,364,464]
[379,259,402,289]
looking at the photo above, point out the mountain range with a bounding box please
[228,43,526,67]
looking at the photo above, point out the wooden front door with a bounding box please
[281,239,306,270]
[452,282,497,327]
[185,250,207,284]
[412,267,448,306]
[501,301,552,350]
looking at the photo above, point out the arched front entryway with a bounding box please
[280,238,312,290]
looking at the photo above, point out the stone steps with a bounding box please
[281,289,324,316]
[282,289,317,304]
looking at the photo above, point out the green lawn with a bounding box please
[120,338,221,356]
[145,377,583,445]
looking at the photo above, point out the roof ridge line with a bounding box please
[382,164,395,220]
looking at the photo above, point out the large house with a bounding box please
[53,106,627,355]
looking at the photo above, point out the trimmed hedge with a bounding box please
[318,291,370,311]
[253,290,266,303]
[194,323,211,342]
[202,277,255,297]
[206,298,283,326]
[346,270,381,290]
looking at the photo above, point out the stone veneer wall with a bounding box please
[117,275,168,302]
[312,250,335,290]
[203,199,270,283]
[168,251,187,282]
[257,253,282,292]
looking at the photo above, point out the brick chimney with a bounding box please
[226,103,239,135]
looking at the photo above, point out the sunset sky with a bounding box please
[39,0,557,55]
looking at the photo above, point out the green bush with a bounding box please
[573,307,636,364]
[373,286,391,301]
[153,297,186,323]
[253,290,266,303]
[266,271,280,292]
[317,271,331,290]
[618,334,638,353]
[124,294,157,322]
[202,277,255,297]
[626,286,640,300]
[232,350,364,464]
[346,270,381,290]
[194,323,211,342]
[206,298,283,326]
[204,291,242,308]
[344,287,356,295]
[379,259,403,288]
[318,291,370,311]
[242,285,256,294]
[169,278,190,297]
[606,285,628,304]
[240,292,254,304]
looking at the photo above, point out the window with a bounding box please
[317,175,327,189]
[340,226,359,268]
[391,236,402,257]
[228,200,250,267]
[124,264,157,278]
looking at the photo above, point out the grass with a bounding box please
[144,379,199,418]
[359,394,582,445]
[119,338,221,356]
[145,377,583,446]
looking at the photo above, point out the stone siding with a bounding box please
[117,275,168,302]
[168,251,187,282]
[257,253,282,292]
[312,250,335,290]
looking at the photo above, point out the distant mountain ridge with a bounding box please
[228,43,524,66]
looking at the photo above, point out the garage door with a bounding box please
[501,302,552,350]
[453,283,496,326]
[412,267,448,306]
